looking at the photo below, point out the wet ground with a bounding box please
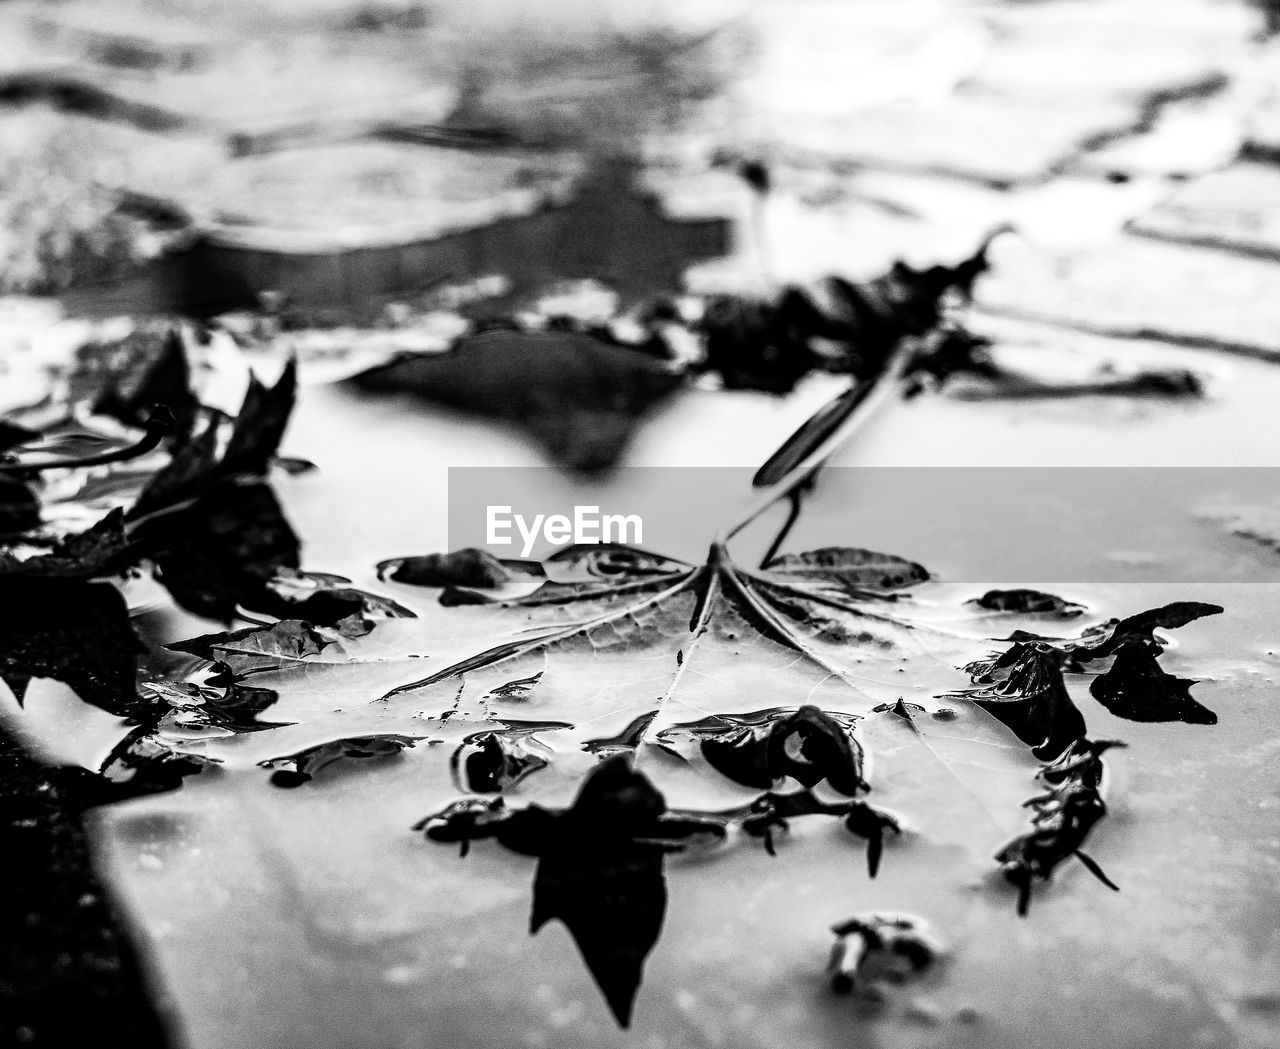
[3,1,1280,1047]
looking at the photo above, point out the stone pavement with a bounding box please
[2,0,1280,365]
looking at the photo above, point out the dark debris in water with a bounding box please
[1090,641,1218,725]
[264,734,422,787]
[967,589,1085,616]
[995,739,1126,917]
[828,913,943,996]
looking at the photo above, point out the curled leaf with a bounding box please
[697,705,868,796]
[1071,602,1224,661]
[958,643,1086,761]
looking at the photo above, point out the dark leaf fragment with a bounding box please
[764,547,928,593]
[0,579,146,718]
[0,473,40,534]
[1071,601,1224,660]
[352,330,682,473]
[249,568,415,631]
[968,589,1084,616]
[960,643,1086,761]
[0,509,132,580]
[697,290,822,394]
[263,734,421,786]
[378,548,544,599]
[996,739,1122,915]
[416,756,708,1027]
[1089,641,1217,725]
[134,481,300,621]
[129,358,296,518]
[828,913,942,994]
[695,705,868,796]
[526,757,668,1027]
[0,419,40,452]
[91,329,199,439]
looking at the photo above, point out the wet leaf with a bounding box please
[133,481,300,621]
[525,756,669,1028]
[416,755,679,1027]
[1069,601,1224,661]
[249,568,416,632]
[145,540,1059,888]
[377,547,546,603]
[0,420,40,452]
[1089,641,1217,725]
[828,913,943,995]
[0,473,40,534]
[90,329,199,440]
[0,509,132,580]
[957,643,1086,761]
[763,547,929,594]
[47,527,1225,1016]
[263,734,422,787]
[382,543,690,606]
[995,739,1125,916]
[967,589,1085,616]
[0,580,145,718]
[351,329,682,473]
[128,358,297,519]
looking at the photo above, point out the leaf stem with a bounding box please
[716,338,915,549]
[3,407,174,479]
[757,488,803,569]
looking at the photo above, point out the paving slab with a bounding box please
[966,0,1255,104]
[1130,160,1280,257]
[976,232,1280,354]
